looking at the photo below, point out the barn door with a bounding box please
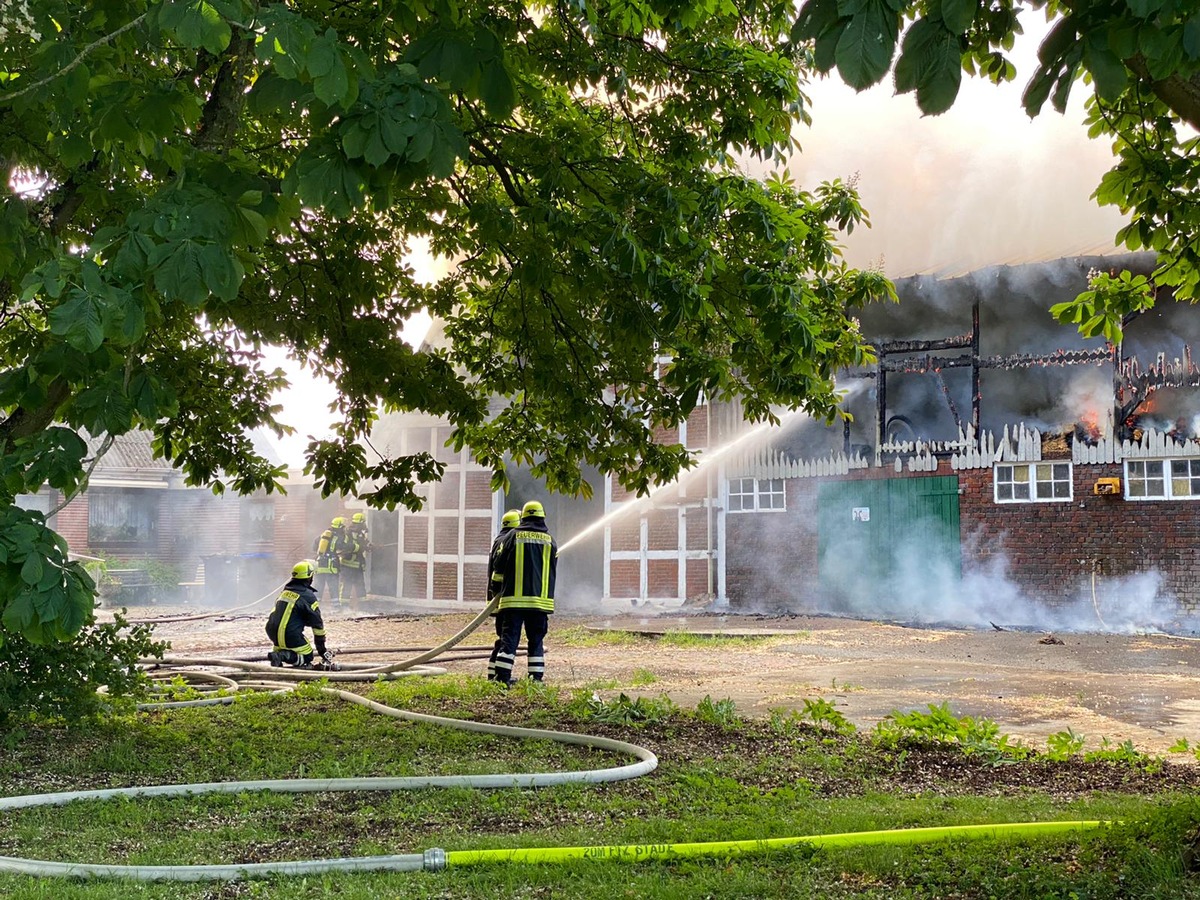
[817,475,960,611]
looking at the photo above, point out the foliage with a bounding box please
[800,696,858,735]
[576,691,678,727]
[793,0,1200,336]
[872,702,1031,763]
[0,0,892,643]
[1045,727,1087,762]
[0,608,166,728]
[694,694,740,728]
[1084,737,1163,774]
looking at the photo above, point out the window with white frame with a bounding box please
[727,477,786,512]
[1125,459,1200,499]
[994,462,1072,503]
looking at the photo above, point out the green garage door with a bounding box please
[817,475,960,610]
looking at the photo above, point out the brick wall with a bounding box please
[958,463,1200,611]
[611,559,639,596]
[404,517,428,553]
[647,558,678,598]
[465,470,492,509]
[725,478,820,610]
[722,461,1200,615]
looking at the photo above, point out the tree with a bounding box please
[0,1,890,642]
[792,0,1200,338]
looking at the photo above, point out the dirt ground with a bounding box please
[125,597,1200,756]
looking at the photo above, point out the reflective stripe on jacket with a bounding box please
[493,519,557,613]
[264,578,327,653]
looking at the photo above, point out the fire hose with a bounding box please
[0,600,1112,881]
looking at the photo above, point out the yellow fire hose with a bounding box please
[435,820,1106,869]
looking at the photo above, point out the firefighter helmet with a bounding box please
[501,509,521,528]
[521,500,545,519]
[291,559,317,580]
[351,512,366,524]
[331,516,346,528]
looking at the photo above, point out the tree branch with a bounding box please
[0,12,150,104]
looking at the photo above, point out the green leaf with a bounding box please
[1083,31,1127,102]
[939,0,976,36]
[914,29,963,115]
[835,5,897,90]
[162,0,232,55]
[20,553,44,587]
[792,0,842,43]
[48,289,104,352]
[150,238,210,306]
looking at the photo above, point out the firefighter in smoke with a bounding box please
[313,516,348,604]
[339,512,371,610]
[265,559,335,669]
[486,509,521,680]
[490,500,558,685]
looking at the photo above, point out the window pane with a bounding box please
[1013,481,1030,500]
[1013,465,1030,483]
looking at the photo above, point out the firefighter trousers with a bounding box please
[494,609,548,684]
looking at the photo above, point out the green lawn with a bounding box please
[2,676,1200,899]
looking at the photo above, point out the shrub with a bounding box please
[0,609,167,730]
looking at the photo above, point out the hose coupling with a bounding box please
[423,848,447,871]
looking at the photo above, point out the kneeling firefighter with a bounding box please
[265,559,335,669]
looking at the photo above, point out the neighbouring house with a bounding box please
[21,429,347,605]
[370,253,1200,628]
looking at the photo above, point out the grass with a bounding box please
[3,676,1200,898]
[555,624,786,650]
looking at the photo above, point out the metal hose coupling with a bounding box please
[423,848,447,871]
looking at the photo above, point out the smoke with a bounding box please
[740,511,1179,634]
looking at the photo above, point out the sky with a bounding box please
[265,17,1129,468]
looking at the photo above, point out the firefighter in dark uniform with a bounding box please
[490,500,558,685]
[313,516,348,604]
[486,509,522,680]
[339,512,370,609]
[266,559,333,668]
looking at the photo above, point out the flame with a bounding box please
[1077,407,1103,442]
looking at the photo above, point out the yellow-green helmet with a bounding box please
[501,509,521,528]
[292,559,317,580]
[331,516,346,528]
[351,512,366,524]
[521,500,545,519]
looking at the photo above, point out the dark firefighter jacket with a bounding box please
[486,524,514,604]
[314,526,348,574]
[340,526,368,570]
[265,578,327,655]
[491,518,558,613]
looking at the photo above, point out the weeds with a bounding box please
[872,702,1031,764]
[1046,728,1087,761]
[694,695,739,728]
[576,692,678,726]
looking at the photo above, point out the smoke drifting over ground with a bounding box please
[744,510,1179,634]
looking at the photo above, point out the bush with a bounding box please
[0,609,167,730]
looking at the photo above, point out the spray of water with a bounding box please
[558,414,801,555]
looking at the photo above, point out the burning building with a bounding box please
[370,253,1200,631]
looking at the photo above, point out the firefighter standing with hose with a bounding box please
[313,516,348,605]
[490,500,558,685]
[265,559,335,669]
[339,512,370,611]
[486,509,522,680]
